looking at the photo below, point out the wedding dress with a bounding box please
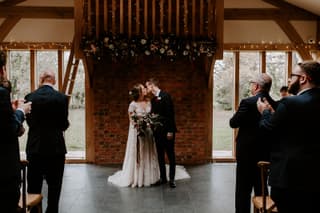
[108,101,190,188]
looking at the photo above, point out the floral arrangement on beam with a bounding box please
[81,32,217,62]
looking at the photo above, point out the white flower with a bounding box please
[160,48,165,54]
[141,39,147,45]
[145,50,151,55]
[164,38,170,44]
[108,44,114,49]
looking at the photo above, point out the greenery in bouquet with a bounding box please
[131,111,163,136]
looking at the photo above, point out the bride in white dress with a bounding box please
[108,83,190,188]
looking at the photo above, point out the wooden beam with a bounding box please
[1,42,72,50]
[176,0,180,36]
[104,0,108,32]
[224,43,318,51]
[0,16,21,41]
[96,0,100,38]
[224,8,318,20]
[0,0,26,6]
[67,59,80,98]
[274,18,312,60]
[262,0,319,17]
[62,43,75,94]
[120,0,123,33]
[0,6,74,19]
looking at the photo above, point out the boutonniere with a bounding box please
[156,96,162,101]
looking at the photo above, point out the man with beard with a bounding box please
[257,60,320,213]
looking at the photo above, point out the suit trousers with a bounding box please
[155,133,176,181]
[27,154,65,213]
[0,178,20,213]
[271,187,320,213]
[235,159,263,213]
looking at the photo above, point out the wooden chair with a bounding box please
[252,161,278,213]
[19,160,43,213]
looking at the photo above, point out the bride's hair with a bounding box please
[129,83,142,101]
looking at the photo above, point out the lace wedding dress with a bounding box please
[108,101,190,188]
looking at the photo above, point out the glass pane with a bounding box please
[36,51,58,89]
[213,52,234,158]
[8,51,31,154]
[65,59,86,159]
[239,52,260,101]
[266,52,287,100]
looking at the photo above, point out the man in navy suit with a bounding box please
[25,70,69,213]
[146,78,177,188]
[230,73,277,213]
[257,60,320,213]
[0,53,31,213]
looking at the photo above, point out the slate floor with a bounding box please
[40,163,237,213]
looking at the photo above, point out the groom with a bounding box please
[146,78,177,188]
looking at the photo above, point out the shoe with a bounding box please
[169,180,176,188]
[152,179,167,186]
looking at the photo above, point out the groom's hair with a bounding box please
[147,78,160,87]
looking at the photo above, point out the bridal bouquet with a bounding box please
[131,112,163,136]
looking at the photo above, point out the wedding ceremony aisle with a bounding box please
[40,163,236,213]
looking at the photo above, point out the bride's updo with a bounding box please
[129,83,143,101]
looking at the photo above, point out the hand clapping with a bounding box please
[257,97,274,114]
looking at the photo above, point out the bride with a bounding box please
[108,83,160,187]
[108,83,190,188]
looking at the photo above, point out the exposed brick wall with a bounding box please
[90,57,212,165]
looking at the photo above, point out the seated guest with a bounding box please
[279,86,289,98]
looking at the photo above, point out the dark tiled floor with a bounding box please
[40,163,236,213]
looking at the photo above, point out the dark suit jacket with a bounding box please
[0,87,25,183]
[230,92,277,161]
[259,88,320,192]
[25,85,69,156]
[150,90,177,135]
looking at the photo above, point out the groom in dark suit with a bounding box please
[25,70,69,213]
[146,78,177,188]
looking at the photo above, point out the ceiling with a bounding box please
[285,0,320,16]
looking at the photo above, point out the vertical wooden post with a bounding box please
[176,0,180,36]
[120,0,124,33]
[88,0,92,35]
[160,0,164,34]
[136,0,140,34]
[286,51,292,81]
[96,0,100,38]
[183,0,188,36]
[233,51,240,158]
[128,0,132,37]
[168,0,172,33]
[104,0,108,32]
[58,49,63,91]
[144,0,148,34]
[192,0,196,38]
[152,0,156,36]
[200,0,203,36]
[112,0,116,33]
[30,50,36,91]
[260,51,266,73]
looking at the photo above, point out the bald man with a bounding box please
[24,70,69,213]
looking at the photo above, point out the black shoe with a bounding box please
[169,180,176,188]
[152,179,167,186]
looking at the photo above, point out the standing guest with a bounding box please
[229,73,277,213]
[145,78,177,188]
[25,70,69,213]
[0,50,31,213]
[257,61,320,213]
